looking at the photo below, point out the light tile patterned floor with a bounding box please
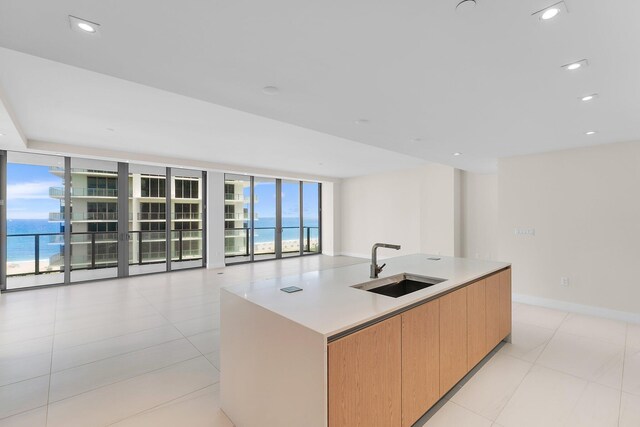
[1,258,638,426]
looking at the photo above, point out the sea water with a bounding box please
[6,219,63,262]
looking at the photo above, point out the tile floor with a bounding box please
[0,256,638,427]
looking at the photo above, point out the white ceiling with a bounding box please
[1,0,639,176]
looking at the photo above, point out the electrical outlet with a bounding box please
[514,228,536,236]
[560,277,569,287]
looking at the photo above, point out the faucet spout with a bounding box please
[370,243,401,278]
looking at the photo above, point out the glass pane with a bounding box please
[303,182,320,254]
[253,177,276,261]
[170,169,203,270]
[129,165,167,275]
[69,158,119,282]
[6,152,65,289]
[224,174,251,264]
[281,180,301,257]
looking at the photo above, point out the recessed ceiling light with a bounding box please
[106,127,115,132]
[580,93,598,102]
[77,22,95,32]
[453,152,462,156]
[354,119,370,125]
[68,15,100,35]
[585,131,597,135]
[541,8,559,20]
[0,132,5,137]
[411,138,422,142]
[262,86,279,95]
[532,2,567,21]
[562,59,588,71]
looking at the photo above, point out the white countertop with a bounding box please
[221,254,510,338]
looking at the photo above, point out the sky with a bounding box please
[6,163,62,220]
[248,180,319,220]
[5,162,320,222]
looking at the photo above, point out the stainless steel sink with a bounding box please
[351,273,446,298]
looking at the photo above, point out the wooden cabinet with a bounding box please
[328,267,511,427]
[439,286,467,395]
[401,300,439,427]
[328,316,402,427]
[467,279,487,370]
[499,268,512,339]
[485,273,501,349]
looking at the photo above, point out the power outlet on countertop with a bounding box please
[560,277,570,287]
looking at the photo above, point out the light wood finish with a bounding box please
[467,279,487,370]
[485,273,501,349]
[439,286,468,396]
[499,268,512,339]
[401,300,440,427]
[328,316,402,427]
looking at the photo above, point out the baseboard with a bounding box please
[513,293,640,324]
[335,252,369,259]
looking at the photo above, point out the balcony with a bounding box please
[224,212,253,221]
[49,187,119,198]
[224,193,259,203]
[49,212,118,222]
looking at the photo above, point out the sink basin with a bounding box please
[351,273,446,298]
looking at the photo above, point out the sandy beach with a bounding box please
[6,259,60,276]
[254,238,319,254]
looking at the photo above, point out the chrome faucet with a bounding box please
[370,243,401,278]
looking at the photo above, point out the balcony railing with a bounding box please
[224,193,258,203]
[6,229,203,277]
[224,226,320,258]
[49,212,119,221]
[49,187,119,198]
[225,212,250,221]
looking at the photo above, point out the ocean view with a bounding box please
[6,219,62,262]
[6,217,319,262]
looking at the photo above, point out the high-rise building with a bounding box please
[48,167,203,271]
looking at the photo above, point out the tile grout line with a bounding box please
[617,322,628,426]
[50,336,186,375]
[491,309,569,424]
[46,354,208,406]
[104,383,215,426]
[45,287,60,427]
[132,284,217,367]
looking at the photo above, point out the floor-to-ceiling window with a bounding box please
[253,177,277,261]
[302,181,321,254]
[3,152,66,290]
[223,174,321,264]
[281,180,301,258]
[0,151,207,291]
[170,168,205,270]
[224,174,251,264]
[128,164,168,275]
[69,158,120,282]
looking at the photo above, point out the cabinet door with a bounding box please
[328,316,402,427]
[401,300,439,427]
[499,268,512,339]
[439,287,467,395]
[485,273,501,350]
[467,279,487,370]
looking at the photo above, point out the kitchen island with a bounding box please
[220,254,511,427]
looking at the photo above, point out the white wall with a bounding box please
[339,164,460,258]
[420,165,461,256]
[498,141,640,316]
[321,181,341,256]
[461,171,498,261]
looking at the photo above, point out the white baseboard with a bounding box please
[513,293,640,324]
[335,252,369,259]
